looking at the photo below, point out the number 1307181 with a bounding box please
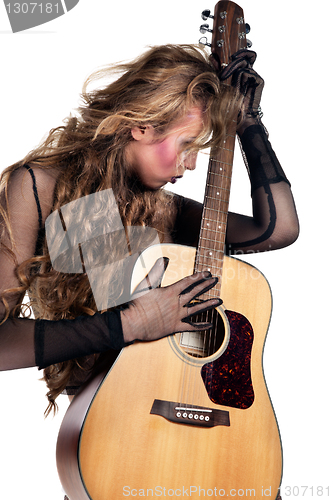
[5,3,60,14]
[284,486,330,496]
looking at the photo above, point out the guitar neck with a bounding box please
[194,122,237,298]
[194,0,248,299]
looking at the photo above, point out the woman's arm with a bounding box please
[174,50,299,253]
[0,167,220,371]
[172,174,299,255]
[227,115,299,254]
[223,50,299,252]
[0,165,55,370]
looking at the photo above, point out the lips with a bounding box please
[170,175,183,184]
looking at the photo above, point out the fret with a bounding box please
[201,232,226,242]
[195,263,224,279]
[209,161,233,169]
[195,110,237,276]
[208,162,232,169]
[205,191,230,200]
[206,177,232,188]
[196,248,225,256]
[207,170,232,180]
[213,138,236,151]
[204,199,230,209]
[196,260,224,271]
[207,175,232,184]
[202,218,227,227]
[195,263,224,273]
[210,166,232,172]
[207,183,230,193]
[203,207,229,216]
[200,235,226,244]
[208,171,232,180]
[196,249,225,260]
[196,254,224,264]
[197,247,225,257]
[196,261,224,270]
[202,227,226,235]
[203,206,229,213]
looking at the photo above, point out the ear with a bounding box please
[131,125,154,142]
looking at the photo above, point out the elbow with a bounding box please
[289,220,300,246]
[271,216,300,250]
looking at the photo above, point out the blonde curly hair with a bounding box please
[0,44,241,414]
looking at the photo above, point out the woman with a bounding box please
[0,45,298,421]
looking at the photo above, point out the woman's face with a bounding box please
[126,107,204,190]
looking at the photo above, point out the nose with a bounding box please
[183,151,198,171]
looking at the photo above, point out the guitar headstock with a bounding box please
[199,1,251,69]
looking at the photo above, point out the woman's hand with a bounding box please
[219,49,264,130]
[121,258,222,343]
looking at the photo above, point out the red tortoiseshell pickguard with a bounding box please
[201,310,255,409]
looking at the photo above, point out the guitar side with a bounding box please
[56,244,282,500]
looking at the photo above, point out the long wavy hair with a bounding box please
[0,44,241,415]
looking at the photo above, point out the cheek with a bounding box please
[154,140,178,169]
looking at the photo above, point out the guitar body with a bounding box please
[57,3,283,497]
[57,244,282,500]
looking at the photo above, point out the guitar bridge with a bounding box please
[150,399,230,428]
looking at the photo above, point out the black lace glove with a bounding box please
[219,49,290,193]
[35,258,221,369]
[121,258,222,343]
[219,49,264,122]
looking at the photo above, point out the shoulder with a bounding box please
[8,165,59,224]
[172,193,203,213]
[171,193,203,247]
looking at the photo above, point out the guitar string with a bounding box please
[203,13,244,402]
[204,10,233,403]
[196,13,229,405]
[178,11,245,411]
[176,13,230,411]
[207,18,245,401]
[186,10,233,408]
[186,9,233,409]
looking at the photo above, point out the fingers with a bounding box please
[186,297,223,314]
[165,270,210,296]
[219,49,258,82]
[183,297,222,323]
[179,272,219,302]
[232,68,264,96]
[180,297,223,331]
[231,49,257,66]
[182,321,213,331]
[132,257,169,297]
[145,256,169,289]
[219,58,247,81]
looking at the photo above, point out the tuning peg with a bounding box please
[245,23,250,34]
[199,23,212,34]
[247,39,253,48]
[199,36,212,47]
[201,9,214,21]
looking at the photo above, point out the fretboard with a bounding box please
[194,128,237,298]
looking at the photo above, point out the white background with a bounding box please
[0,1,332,499]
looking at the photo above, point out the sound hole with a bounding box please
[178,308,225,358]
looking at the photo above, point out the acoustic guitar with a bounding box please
[56,2,282,498]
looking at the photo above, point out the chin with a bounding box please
[142,183,163,191]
